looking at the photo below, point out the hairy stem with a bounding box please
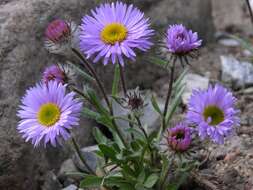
[162,58,176,130]
[135,115,154,164]
[246,0,253,26]
[71,48,127,148]
[118,63,127,96]
[160,155,175,190]
[71,137,95,175]
[71,48,111,111]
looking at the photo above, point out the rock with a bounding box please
[41,171,62,190]
[72,145,98,173]
[218,38,240,47]
[58,159,79,186]
[0,0,97,189]
[220,55,253,89]
[212,0,253,35]
[181,73,209,104]
[58,159,78,177]
[62,184,78,190]
[147,0,215,42]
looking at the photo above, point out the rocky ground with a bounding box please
[1,0,253,189]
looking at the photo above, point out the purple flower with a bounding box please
[79,1,154,66]
[166,24,202,55]
[186,84,240,144]
[17,81,82,147]
[45,19,71,43]
[166,123,191,152]
[44,20,78,55]
[42,65,66,84]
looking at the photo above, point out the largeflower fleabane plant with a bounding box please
[186,84,240,144]
[17,81,82,147]
[79,1,154,66]
[166,24,202,55]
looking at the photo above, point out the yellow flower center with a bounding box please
[203,105,224,126]
[37,103,61,127]
[100,23,127,45]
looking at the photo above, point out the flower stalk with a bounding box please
[162,58,176,130]
[246,0,253,26]
[71,136,96,175]
[71,48,128,148]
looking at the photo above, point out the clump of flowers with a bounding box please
[166,122,191,152]
[186,84,240,144]
[79,1,154,66]
[17,81,82,147]
[16,1,240,189]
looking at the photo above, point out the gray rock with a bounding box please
[58,159,78,177]
[147,0,215,42]
[182,73,209,104]
[72,145,98,173]
[218,38,240,47]
[0,0,96,189]
[62,184,78,190]
[58,159,79,186]
[220,55,253,89]
[41,171,62,190]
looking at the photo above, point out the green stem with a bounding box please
[69,85,93,104]
[118,63,127,96]
[134,115,154,165]
[162,58,176,130]
[71,137,96,175]
[160,155,175,190]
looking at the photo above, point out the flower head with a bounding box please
[17,81,82,147]
[42,64,66,84]
[186,84,240,144]
[166,24,202,55]
[44,19,77,55]
[45,19,71,43]
[79,1,154,66]
[166,123,191,152]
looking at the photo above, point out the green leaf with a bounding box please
[67,61,95,82]
[98,144,117,161]
[80,175,103,188]
[158,155,170,187]
[86,88,109,116]
[82,107,100,120]
[137,170,146,183]
[112,64,120,96]
[92,127,109,144]
[148,56,168,67]
[135,183,147,190]
[165,86,185,126]
[173,69,188,92]
[119,183,136,190]
[144,173,159,188]
[151,95,162,115]
[148,130,158,143]
[97,115,113,129]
